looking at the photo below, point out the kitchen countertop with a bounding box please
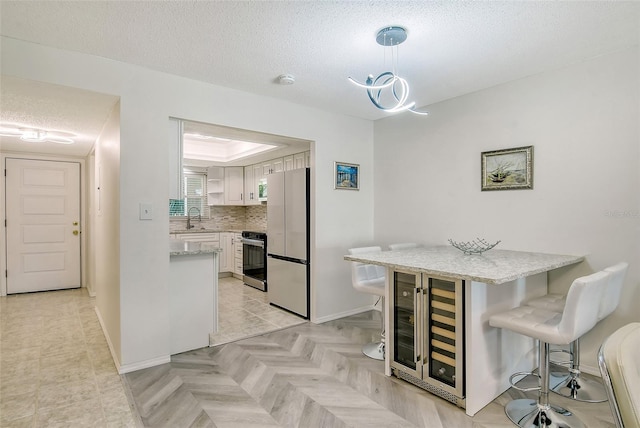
[169,239,223,256]
[343,245,584,285]
[170,228,265,234]
[170,229,244,234]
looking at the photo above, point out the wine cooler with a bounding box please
[389,270,465,408]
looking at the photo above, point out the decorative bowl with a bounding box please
[448,238,501,255]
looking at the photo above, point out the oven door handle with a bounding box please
[241,238,265,247]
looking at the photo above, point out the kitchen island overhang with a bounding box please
[344,246,584,416]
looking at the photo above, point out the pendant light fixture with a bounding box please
[348,26,428,116]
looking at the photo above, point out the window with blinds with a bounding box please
[169,171,210,217]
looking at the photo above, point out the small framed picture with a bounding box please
[334,161,359,190]
[481,146,533,191]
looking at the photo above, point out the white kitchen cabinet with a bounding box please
[244,163,263,205]
[206,166,224,205]
[283,155,294,171]
[262,157,283,175]
[232,232,243,279]
[219,232,235,273]
[282,152,310,172]
[293,152,307,169]
[224,167,244,205]
[175,232,233,274]
[175,232,220,244]
[178,232,232,274]
[206,166,244,206]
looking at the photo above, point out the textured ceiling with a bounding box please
[0,76,119,157]
[1,1,639,157]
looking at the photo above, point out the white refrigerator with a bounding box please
[267,168,310,318]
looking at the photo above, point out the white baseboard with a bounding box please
[312,305,377,324]
[94,307,171,374]
[94,306,122,371]
[118,355,172,374]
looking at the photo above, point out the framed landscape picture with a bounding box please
[481,146,533,191]
[334,161,359,190]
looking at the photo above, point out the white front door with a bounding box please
[5,158,81,294]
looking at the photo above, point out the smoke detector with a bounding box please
[278,74,295,85]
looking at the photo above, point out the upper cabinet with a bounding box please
[262,157,284,175]
[286,152,310,171]
[206,166,243,205]
[206,166,224,205]
[244,163,263,205]
[224,167,244,205]
[204,151,310,206]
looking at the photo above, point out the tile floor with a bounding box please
[209,277,307,346]
[0,288,136,427]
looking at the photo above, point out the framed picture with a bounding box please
[334,161,359,190]
[481,146,533,191]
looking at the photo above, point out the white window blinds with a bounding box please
[169,171,210,217]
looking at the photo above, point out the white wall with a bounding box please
[1,37,374,370]
[373,47,640,372]
[94,102,123,366]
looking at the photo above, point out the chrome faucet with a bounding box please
[186,207,201,229]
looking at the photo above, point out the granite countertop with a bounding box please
[170,229,244,234]
[343,246,584,285]
[169,239,223,256]
[170,229,265,234]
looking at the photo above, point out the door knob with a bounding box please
[73,230,79,235]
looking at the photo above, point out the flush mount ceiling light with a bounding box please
[348,26,428,116]
[0,124,75,144]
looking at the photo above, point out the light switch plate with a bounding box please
[139,203,153,220]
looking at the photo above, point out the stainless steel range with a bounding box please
[241,231,267,291]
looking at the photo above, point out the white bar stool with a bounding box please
[388,242,419,251]
[348,246,386,360]
[525,262,628,402]
[490,270,610,428]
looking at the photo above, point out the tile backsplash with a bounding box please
[170,205,266,232]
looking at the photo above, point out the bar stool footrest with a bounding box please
[509,371,540,392]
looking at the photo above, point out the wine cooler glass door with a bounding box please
[392,271,421,378]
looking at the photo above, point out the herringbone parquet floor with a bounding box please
[123,312,615,428]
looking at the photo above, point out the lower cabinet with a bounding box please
[389,270,466,408]
[219,232,234,273]
[232,232,243,279]
[175,232,235,274]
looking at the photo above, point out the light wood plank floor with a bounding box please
[124,311,615,428]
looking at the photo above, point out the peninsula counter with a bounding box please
[169,239,222,355]
[344,246,583,416]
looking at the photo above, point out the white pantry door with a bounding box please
[6,158,81,294]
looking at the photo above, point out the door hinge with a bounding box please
[5,270,7,278]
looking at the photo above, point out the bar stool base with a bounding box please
[551,372,608,403]
[362,342,384,360]
[505,399,585,428]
